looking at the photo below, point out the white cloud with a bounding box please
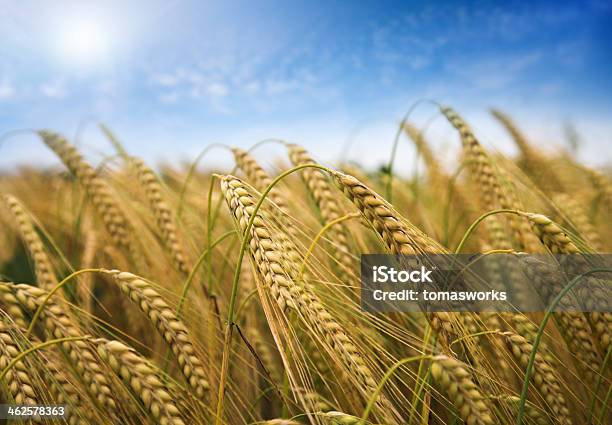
[447,52,541,90]
[0,79,16,100]
[151,68,231,100]
[244,81,260,94]
[40,81,66,98]
[95,80,116,94]
[265,79,298,95]
[206,82,228,97]
[151,73,179,87]
[151,69,206,88]
[159,91,180,104]
[179,69,203,84]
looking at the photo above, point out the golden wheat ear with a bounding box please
[431,355,495,425]
[0,318,39,406]
[287,144,355,280]
[503,332,572,425]
[1,193,58,290]
[38,131,137,257]
[9,283,118,412]
[100,269,210,399]
[220,174,400,423]
[129,157,192,276]
[94,338,186,425]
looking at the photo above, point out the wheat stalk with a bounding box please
[320,410,364,424]
[0,283,28,329]
[490,109,562,192]
[8,283,118,412]
[430,355,494,425]
[583,166,612,209]
[46,350,94,425]
[79,214,97,315]
[509,314,553,364]
[521,212,611,354]
[231,148,291,214]
[518,254,601,382]
[403,122,478,227]
[38,131,135,256]
[301,389,335,413]
[1,194,58,290]
[330,170,460,343]
[221,175,399,423]
[0,318,38,406]
[129,157,192,275]
[503,332,572,425]
[331,170,441,254]
[493,394,551,425]
[552,193,602,251]
[231,148,301,239]
[490,109,541,166]
[94,338,186,425]
[520,213,579,254]
[287,144,354,278]
[402,122,444,183]
[248,328,282,384]
[440,107,539,252]
[101,269,209,398]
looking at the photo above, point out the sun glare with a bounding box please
[54,17,112,67]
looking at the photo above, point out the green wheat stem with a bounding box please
[297,212,359,280]
[361,354,432,423]
[214,163,335,425]
[587,345,612,424]
[0,336,90,382]
[26,268,102,338]
[516,267,612,425]
[454,209,520,254]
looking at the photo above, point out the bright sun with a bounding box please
[55,17,112,67]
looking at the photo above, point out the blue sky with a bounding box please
[1,0,611,170]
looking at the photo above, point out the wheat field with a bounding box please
[0,105,610,424]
